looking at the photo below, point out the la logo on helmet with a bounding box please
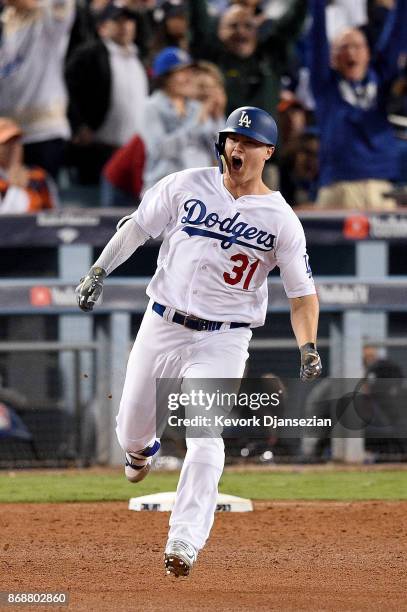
[238,111,251,128]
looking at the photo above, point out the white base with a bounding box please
[128,491,253,512]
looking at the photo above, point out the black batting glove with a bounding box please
[300,342,322,382]
[75,266,106,312]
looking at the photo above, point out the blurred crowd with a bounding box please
[1,0,407,213]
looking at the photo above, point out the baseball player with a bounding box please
[76,106,322,577]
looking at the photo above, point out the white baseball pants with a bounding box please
[116,304,251,550]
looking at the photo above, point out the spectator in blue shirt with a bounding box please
[309,0,407,210]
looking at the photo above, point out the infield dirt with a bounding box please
[1,501,406,611]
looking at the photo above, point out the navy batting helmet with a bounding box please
[218,106,278,150]
[215,106,278,173]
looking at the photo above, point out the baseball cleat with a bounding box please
[164,539,197,578]
[125,440,160,483]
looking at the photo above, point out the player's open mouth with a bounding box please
[231,156,243,171]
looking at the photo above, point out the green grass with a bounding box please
[0,469,406,503]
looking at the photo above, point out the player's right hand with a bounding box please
[75,266,106,312]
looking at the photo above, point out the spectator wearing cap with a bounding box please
[309,0,407,210]
[65,0,148,184]
[186,0,307,117]
[0,0,75,180]
[141,47,224,191]
[0,118,58,213]
[100,57,227,205]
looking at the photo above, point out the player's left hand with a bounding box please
[300,343,322,381]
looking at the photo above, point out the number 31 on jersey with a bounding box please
[223,253,260,290]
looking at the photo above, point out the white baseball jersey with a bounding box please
[128,166,315,327]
